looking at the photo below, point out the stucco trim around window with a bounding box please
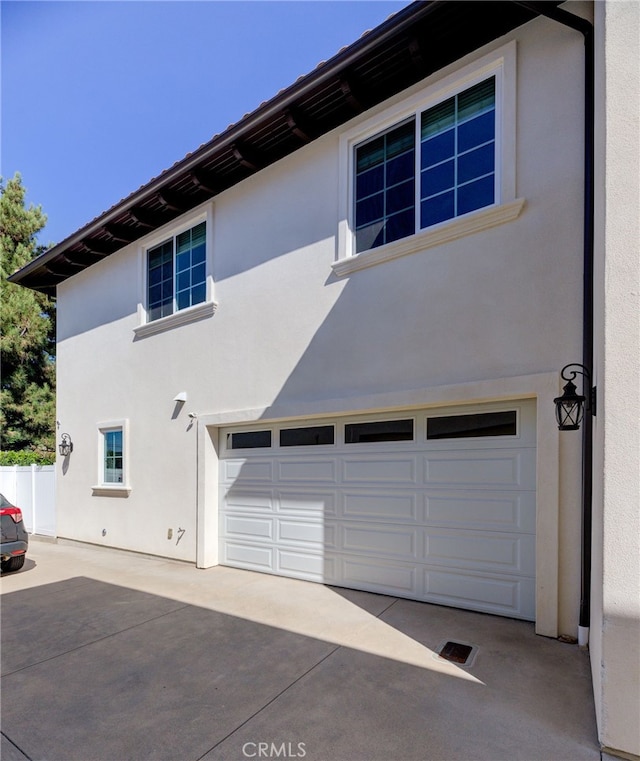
[91,485,132,498]
[134,202,216,337]
[133,300,218,339]
[92,419,130,496]
[332,197,525,276]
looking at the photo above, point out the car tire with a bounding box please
[1,554,26,573]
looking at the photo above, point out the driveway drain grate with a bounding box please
[437,641,474,664]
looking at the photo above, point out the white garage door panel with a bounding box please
[279,459,337,482]
[277,519,336,548]
[424,491,536,532]
[424,450,535,489]
[224,542,273,570]
[224,460,272,481]
[279,491,337,515]
[425,569,535,617]
[342,524,418,559]
[224,490,275,512]
[220,401,537,620]
[224,515,274,541]
[424,530,535,573]
[276,549,327,579]
[342,557,417,595]
[343,457,417,484]
[343,492,418,521]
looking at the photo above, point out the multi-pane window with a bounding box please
[354,121,416,253]
[103,429,123,484]
[147,221,206,322]
[354,77,496,253]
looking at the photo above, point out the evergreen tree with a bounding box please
[0,173,56,453]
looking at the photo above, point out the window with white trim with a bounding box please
[354,77,496,253]
[336,43,521,274]
[147,221,206,322]
[103,428,124,483]
[95,419,129,493]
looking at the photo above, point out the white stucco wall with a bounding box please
[56,13,587,634]
[592,1,640,757]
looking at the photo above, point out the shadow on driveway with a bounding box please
[1,577,598,761]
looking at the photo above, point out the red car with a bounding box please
[0,493,28,573]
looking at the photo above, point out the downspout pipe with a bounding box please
[512,2,594,646]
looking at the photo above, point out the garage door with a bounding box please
[219,401,536,620]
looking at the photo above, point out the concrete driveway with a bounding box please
[1,539,599,761]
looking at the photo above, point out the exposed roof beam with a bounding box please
[232,142,261,171]
[189,171,221,195]
[39,265,68,281]
[79,240,112,257]
[129,208,162,229]
[103,223,137,244]
[408,36,426,70]
[57,254,86,269]
[284,107,313,143]
[157,191,187,212]
[339,75,364,112]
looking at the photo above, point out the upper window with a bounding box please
[147,221,206,322]
[354,78,495,254]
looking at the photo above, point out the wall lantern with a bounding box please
[554,364,596,431]
[58,433,74,457]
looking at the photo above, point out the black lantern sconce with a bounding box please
[58,433,74,457]
[554,364,596,431]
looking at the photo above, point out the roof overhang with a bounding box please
[9,0,558,295]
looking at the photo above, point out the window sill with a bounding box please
[133,300,218,339]
[92,485,131,498]
[333,198,525,277]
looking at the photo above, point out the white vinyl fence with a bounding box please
[0,465,56,536]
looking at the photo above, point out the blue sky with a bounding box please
[2,1,410,247]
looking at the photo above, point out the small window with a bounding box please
[427,410,517,440]
[345,419,413,443]
[147,221,206,322]
[228,430,272,450]
[280,426,335,447]
[103,428,124,483]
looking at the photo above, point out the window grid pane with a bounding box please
[147,241,174,321]
[104,429,123,483]
[174,221,207,311]
[419,77,495,227]
[147,222,206,322]
[354,119,415,252]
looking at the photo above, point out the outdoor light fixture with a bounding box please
[554,364,596,431]
[58,433,73,457]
